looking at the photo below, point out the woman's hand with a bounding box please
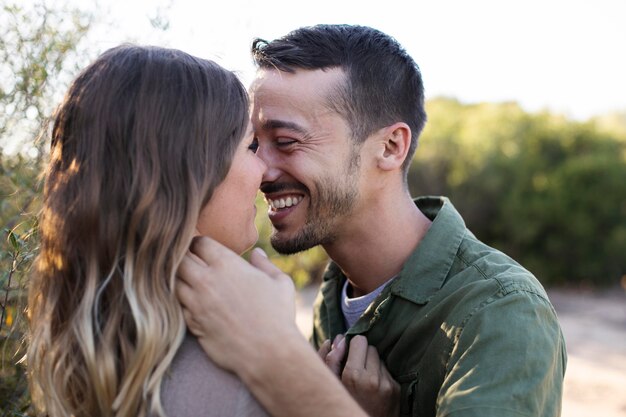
[319,334,401,417]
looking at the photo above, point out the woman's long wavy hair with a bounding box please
[27,44,249,417]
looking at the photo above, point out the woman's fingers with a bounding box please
[325,335,347,376]
[318,339,332,360]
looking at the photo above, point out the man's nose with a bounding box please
[256,145,282,183]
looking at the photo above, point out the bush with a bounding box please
[410,98,626,287]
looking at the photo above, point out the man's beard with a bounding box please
[271,151,360,255]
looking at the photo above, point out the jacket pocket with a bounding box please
[397,373,418,417]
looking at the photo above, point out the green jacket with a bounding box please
[312,196,566,417]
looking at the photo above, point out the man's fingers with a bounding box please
[249,249,296,299]
[182,307,203,336]
[177,253,207,286]
[178,237,248,287]
[190,236,234,264]
[175,277,195,308]
[185,249,206,266]
[249,248,287,279]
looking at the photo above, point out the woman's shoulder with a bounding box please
[159,332,269,417]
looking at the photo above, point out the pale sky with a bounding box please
[79,0,626,121]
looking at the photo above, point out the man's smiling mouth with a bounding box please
[266,195,304,211]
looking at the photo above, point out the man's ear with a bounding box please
[376,122,412,171]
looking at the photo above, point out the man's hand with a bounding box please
[176,236,299,372]
[319,335,401,417]
[176,237,369,417]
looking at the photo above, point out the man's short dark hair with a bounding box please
[251,24,427,176]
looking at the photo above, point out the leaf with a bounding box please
[8,230,19,251]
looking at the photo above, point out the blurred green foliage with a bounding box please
[410,98,626,287]
[1,1,94,414]
[0,226,37,416]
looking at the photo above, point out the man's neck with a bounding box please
[323,191,431,297]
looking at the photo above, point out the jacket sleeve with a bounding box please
[436,289,567,417]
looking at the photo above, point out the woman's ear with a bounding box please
[377,122,412,171]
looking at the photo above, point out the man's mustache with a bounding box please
[260,182,309,195]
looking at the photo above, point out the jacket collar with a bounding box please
[389,196,466,305]
[320,196,467,306]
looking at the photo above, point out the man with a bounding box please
[177,24,566,417]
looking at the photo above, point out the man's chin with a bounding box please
[270,232,316,255]
[269,224,334,255]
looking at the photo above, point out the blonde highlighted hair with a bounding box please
[27,45,249,417]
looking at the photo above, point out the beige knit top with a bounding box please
[159,333,270,417]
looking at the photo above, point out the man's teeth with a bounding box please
[268,195,304,210]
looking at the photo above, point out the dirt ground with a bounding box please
[548,288,626,417]
[294,285,626,417]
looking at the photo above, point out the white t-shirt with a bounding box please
[341,277,395,329]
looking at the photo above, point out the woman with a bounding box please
[27,44,268,417]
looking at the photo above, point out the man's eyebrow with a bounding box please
[261,119,309,136]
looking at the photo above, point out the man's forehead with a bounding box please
[252,67,345,96]
[250,68,345,122]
